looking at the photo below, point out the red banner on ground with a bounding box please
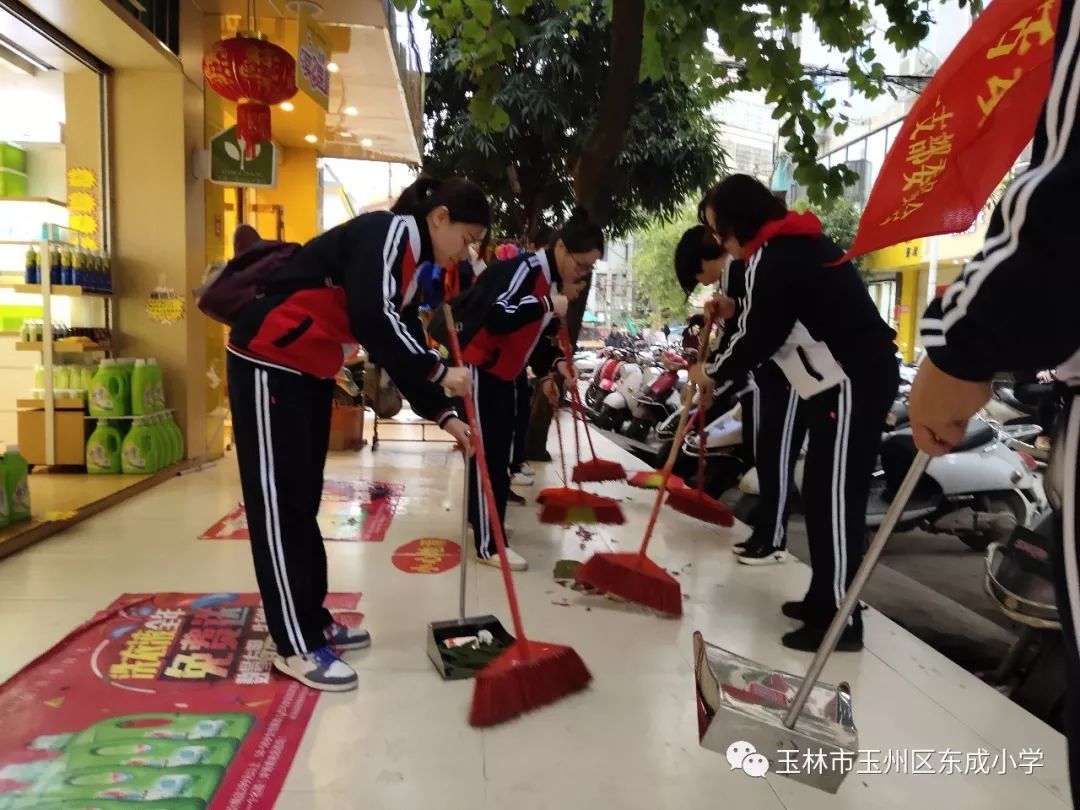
[844,0,1059,260]
[0,592,360,809]
[200,479,403,543]
[392,538,461,574]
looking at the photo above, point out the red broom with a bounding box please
[538,396,624,525]
[558,327,626,484]
[664,395,734,527]
[574,321,716,616]
[441,304,591,726]
[627,470,686,491]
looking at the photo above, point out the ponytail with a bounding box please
[391,175,491,231]
[550,207,604,254]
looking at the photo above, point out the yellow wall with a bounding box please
[109,68,207,458]
[250,148,319,244]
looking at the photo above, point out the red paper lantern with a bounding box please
[202,33,297,159]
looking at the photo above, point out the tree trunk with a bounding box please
[524,0,645,461]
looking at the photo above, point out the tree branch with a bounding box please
[571,0,645,226]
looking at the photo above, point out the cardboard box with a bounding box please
[328,404,364,452]
[17,408,90,466]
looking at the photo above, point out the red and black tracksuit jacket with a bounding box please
[461,249,564,380]
[228,212,457,426]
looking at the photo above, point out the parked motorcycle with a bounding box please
[623,351,689,442]
[584,350,627,410]
[592,356,653,431]
[676,401,748,495]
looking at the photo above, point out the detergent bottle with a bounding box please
[3,446,31,521]
[89,359,130,418]
[146,357,165,411]
[86,421,123,474]
[131,359,154,416]
[121,418,160,474]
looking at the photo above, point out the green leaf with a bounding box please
[467,0,493,27]
[462,17,485,42]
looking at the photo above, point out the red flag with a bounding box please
[843,0,1059,261]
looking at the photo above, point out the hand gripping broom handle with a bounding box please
[442,303,529,647]
[783,451,930,728]
[637,319,714,561]
[558,325,601,461]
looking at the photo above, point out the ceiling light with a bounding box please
[343,106,358,117]
[280,101,295,111]
[361,138,374,148]
[304,134,318,144]
[327,62,339,73]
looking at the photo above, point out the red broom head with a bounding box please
[574,552,683,616]
[536,486,578,505]
[572,458,626,483]
[666,487,734,527]
[627,470,686,491]
[539,491,626,526]
[469,639,592,727]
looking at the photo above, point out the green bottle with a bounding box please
[3,445,31,521]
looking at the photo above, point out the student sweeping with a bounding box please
[227,176,489,692]
[439,212,602,572]
[696,174,898,652]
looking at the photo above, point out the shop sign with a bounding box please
[209,126,277,188]
[296,10,331,111]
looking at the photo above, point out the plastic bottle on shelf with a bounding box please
[86,421,123,474]
[90,251,102,292]
[88,359,130,418]
[166,414,185,464]
[145,358,164,412]
[60,247,73,286]
[24,246,38,285]
[121,418,160,474]
[72,247,85,288]
[49,244,62,286]
[131,359,154,416]
[103,251,112,293]
[4,446,30,522]
[32,365,44,390]
[54,365,70,391]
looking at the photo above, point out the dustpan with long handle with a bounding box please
[426,449,514,680]
[694,452,930,793]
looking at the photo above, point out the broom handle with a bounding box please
[783,451,931,729]
[695,403,707,496]
[553,394,570,486]
[459,447,469,621]
[559,326,601,461]
[442,304,530,647]
[638,320,714,560]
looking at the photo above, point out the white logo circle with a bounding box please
[725,740,757,770]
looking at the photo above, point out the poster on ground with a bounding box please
[200,479,403,543]
[0,591,361,810]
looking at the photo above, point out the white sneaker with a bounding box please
[273,646,358,692]
[476,546,528,572]
[518,463,537,477]
[511,471,534,486]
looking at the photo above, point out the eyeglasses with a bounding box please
[569,253,596,274]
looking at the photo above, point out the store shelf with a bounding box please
[17,398,86,411]
[14,284,110,298]
[16,341,108,353]
[0,197,67,207]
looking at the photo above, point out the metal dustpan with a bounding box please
[693,453,930,793]
[427,455,514,680]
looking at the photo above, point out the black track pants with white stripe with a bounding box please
[1051,394,1080,806]
[228,351,334,658]
[752,361,808,551]
[467,368,516,558]
[800,366,897,626]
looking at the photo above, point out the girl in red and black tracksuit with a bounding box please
[451,214,603,571]
[700,174,899,653]
[226,177,489,692]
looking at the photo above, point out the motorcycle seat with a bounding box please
[953,421,997,452]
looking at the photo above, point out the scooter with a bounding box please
[584,350,626,410]
[675,402,748,496]
[592,357,654,431]
[623,351,689,442]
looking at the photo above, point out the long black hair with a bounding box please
[391,176,492,229]
[550,208,605,254]
[674,225,725,298]
[703,174,787,245]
